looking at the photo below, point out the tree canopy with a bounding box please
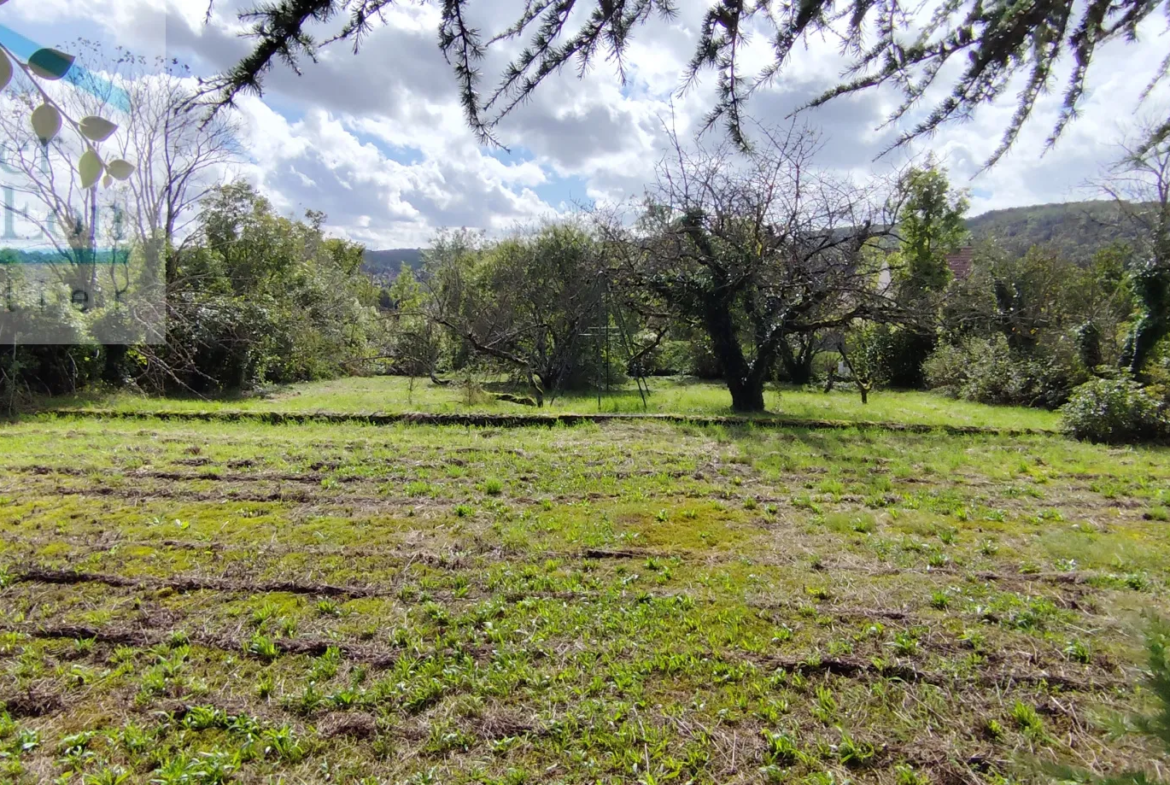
[206,0,1170,161]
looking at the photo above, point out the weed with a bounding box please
[150,754,199,785]
[83,767,132,785]
[837,729,875,768]
[262,725,306,763]
[256,672,275,699]
[250,602,279,628]
[1063,639,1091,664]
[310,646,342,681]
[812,685,837,724]
[890,630,919,656]
[246,632,279,661]
[184,705,226,731]
[894,764,930,785]
[805,585,832,601]
[1010,701,1045,741]
[11,727,38,755]
[761,730,804,765]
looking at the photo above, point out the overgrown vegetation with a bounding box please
[0,414,1167,782]
[6,45,1170,441]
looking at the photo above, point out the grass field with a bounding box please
[0,405,1166,783]
[42,376,1062,431]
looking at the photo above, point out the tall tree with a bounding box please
[880,160,969,387]
[1102,122,1170,379]
[603,124,898,413]
[204,0,1169,160]
[162,182,383,392]
[897,162,970,294]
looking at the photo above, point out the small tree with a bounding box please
[425,223,605,406]
[385,266,442,388]
[881,160,969,388]
[836,321,885,404]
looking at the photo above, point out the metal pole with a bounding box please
[604,278,611,396]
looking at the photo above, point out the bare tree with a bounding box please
[1101,117,1170,377]
[107,52,241,285]
[600,123,903,412]
[0,42,239,351]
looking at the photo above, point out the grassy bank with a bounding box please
[41,376,1062,431]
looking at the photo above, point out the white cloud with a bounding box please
[14,0,1170,245]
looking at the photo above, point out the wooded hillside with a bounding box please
[364,200,1145,274]
[965,200,1140,262]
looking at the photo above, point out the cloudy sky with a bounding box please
[8,0,1170,248]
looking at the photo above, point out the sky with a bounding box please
[6,0,1169,249]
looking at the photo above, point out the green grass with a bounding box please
[0,412,1164,783]
[41,375,1061,430]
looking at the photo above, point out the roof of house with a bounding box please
[947,246,975,280]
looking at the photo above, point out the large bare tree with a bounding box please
[601,123,902,412]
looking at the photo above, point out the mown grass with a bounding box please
[41,375,1062,431]
[0,414,1164,783]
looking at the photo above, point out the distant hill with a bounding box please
[361,200,1148,277]
[362,248,424,278]
[965,200,1141,262]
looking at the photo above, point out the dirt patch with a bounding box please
[319,711,378,739]
[15,567,383,599]
[0,682,64,717]
[471,708,540,740]
[750,653,1124,692]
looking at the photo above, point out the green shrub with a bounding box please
[924,334,1085,409]
[874,325,934,389]
[1060,378,1168,444]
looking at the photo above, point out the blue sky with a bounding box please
[4,0,1167,248]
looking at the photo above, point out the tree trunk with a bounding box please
[778,334,816,384]
[782,354,815,385]
[859,386,868,404]
[729,377,766,412]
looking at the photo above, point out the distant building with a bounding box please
[946,246,975,280]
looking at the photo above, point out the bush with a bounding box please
[924,334,1086,409]
[1060,378,1168,444]
[873,325,934,389]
